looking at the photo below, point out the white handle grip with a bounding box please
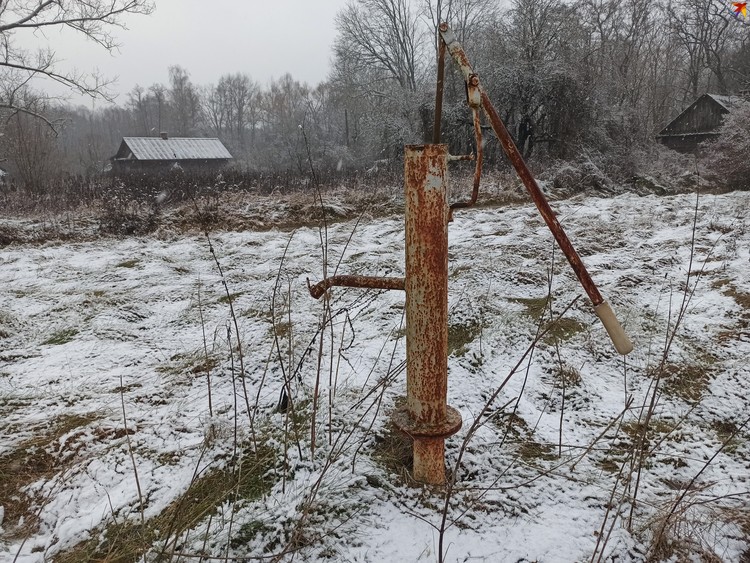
[594,301,634,355]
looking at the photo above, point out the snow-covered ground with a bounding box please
[1,190,749,562]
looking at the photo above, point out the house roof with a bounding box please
[706,94,736,111]
[115,137,232,161]
[656,93,735,138]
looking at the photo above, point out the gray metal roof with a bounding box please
[706,94,736,111]
[118,137,232,161]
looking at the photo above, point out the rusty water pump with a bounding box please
[308,24,633,486]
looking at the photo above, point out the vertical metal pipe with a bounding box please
[405,144,449,427]
[400,144,461,485]
[413,438,445,485]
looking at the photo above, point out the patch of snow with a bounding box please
[1,191,749,561]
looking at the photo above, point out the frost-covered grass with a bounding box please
[1,189,749,562]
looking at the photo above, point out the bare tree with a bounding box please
[149,83,167,133]
[168,65,201,136]
[204,73,260,153]
[669,0,742,98]
[259,73,312,171]
[727,35,750,89]
[204,80,231,138]
[483,0,585,158]
[0,0,154,122]
[225,73,259,148]
[0,88,61,190]
[128,84,150,135]
[423,0,497,52]
[335,0,425,92]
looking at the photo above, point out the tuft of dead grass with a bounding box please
[511,296,587,345]
[54,442,277,562]
[658,362,715,404]
[447,320,482,357]
[597,418,687,474]
[371,421,413,483]
[646,486,741,563]
[494,412,557,464]
[0,413,99,538]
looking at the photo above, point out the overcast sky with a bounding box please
[25,0,350,107]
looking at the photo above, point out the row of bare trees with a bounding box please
[330,0,748,165]
[1,0,749,191]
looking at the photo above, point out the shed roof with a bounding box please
[706,94,736,111]
[116,137,232,161]
[656,93,734,138]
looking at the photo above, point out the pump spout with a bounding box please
[307,275,405,299]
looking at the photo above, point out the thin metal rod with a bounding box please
[433,37,446,144]
[450,104,482,214]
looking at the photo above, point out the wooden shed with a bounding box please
[111,134,232,173]
[656,94,739,153]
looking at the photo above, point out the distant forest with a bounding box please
[2,0,749,192]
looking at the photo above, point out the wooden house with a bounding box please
[111,133,232,173]
[656,94,740,153]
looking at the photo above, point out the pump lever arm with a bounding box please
[439,23,633,355]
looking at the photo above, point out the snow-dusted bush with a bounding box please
[701,100,750,191]
[540,141,702,197]
[547,154,615,197]
[632,143,702,194]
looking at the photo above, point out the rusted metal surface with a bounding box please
[440,26,476,85]
[413,438,446,485]
[306,143,464,483]
[393,404,462,439]
[393,143,462,485]
[403,144,449,425]
[439,24,604,308]
[307,275,405,299]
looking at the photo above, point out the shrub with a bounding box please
[700,100,750,191]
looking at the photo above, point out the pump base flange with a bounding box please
[392,404,462,439]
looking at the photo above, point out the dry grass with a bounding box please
[493,412,557,464]
[0,172,527,247]
[371,421,413,483]
[646,486,742,563]
[54,442,277,562]
[0,413,99,538]
[41,328,79,346]
[447,320,482,357]
[596,418,687,474]
[154,349,221,380]
[658,362,715,404]
[511,296,588,345]
[0,187,400,245]
[714,282,750,343]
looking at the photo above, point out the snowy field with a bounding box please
[1,190,749,562]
